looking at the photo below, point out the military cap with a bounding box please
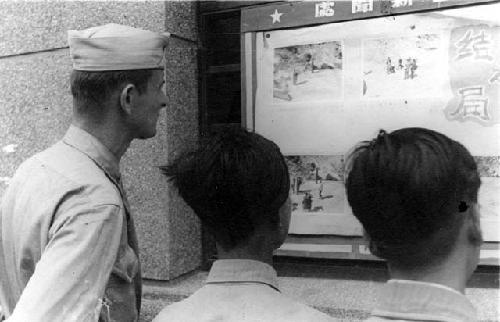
[68,23,170,71]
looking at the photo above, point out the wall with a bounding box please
[0,1,201,280]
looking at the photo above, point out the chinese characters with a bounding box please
[447,26,499,125]
[451,86,490,121]
[352,0,373,13]
[489,68,500,84]
[454,29,493,61]
[315,1,335,18]
[391,0,413,8]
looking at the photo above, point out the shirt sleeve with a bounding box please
[6,201,124,322]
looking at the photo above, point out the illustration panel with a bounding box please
[475,156,500,242]
[478,177,500,242]
[362,34,447,98]
[283,155,500,239]
[475,156,500,177]
[273,41,343,104]
[285,155,363,236]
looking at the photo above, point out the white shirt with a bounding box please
[153,259,337,322]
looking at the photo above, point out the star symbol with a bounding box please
[270,9,283,24]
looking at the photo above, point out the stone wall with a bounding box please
[0,1,200,280]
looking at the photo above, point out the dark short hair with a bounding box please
[345,127,480,268]
[161,126,290,250]
[70,69,153,117]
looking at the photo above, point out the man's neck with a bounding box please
[216,234,276,266]
[389,259,468,294]
[217,249,274,266]
[72,119,132,161]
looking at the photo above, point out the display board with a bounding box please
[247,2,500,242]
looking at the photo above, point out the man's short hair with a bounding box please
[345,127,480,268]
[70,69,153,117]
[161,126,290,250]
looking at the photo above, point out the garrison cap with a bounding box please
[68,23,170,71]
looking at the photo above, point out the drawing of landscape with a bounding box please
[479,177,500,242]
[285,155,346,214]
[273,41,343,104]
[285,155,364,236]
[363,34,448,98]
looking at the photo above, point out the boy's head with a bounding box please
[162,126,291,251]
[346,127,482,270]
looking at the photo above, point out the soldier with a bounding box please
[0,23,169,321]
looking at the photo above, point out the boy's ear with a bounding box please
[467,203,483,246]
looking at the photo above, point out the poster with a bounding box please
[255,3,500,156]
[285,155,362,236]
[362,34,448,98]
[253,3,500,240]
[476,157,500,241]
[273,41,343,103]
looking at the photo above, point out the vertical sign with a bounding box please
[446,25,500,125]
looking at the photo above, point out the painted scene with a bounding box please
[363,34,447,98]
[273,41,343,104]
[478,177,500,242]
[475,156,500,242]
[285,155,346,214]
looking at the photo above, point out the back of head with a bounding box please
[345,127,480,269]
[161,126,290,250]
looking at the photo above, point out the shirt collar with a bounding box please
[206,259,280,292]
[372,279,477,322]
[62,125,121,181]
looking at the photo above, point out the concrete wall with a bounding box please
[0,1,201,280]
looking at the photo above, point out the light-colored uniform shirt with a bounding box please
[366,279,477,322]
[153,259,336,322]
[0,126,141,322]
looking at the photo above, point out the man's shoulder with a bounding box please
[272,293,336,322]
[152,287,337,322]
[241,285,335,321]
[38,141,109,180]
[9,141,121,206]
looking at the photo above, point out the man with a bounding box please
[345,127,483,322]
[154,127,334,322]
[0,23,168,321]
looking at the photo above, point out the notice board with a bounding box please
[243,1,500,242]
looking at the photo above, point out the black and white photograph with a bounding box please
[479,177,500,241]
[273,41,343,103]
[286,155,346,214]
[1,1,499,322]
[362,34,446,98]
[285,155,363,236]
[475,156,500,242]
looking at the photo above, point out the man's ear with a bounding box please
[120,84,136,115]
[467,203,483,246]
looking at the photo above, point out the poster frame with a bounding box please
[241,0,500,265]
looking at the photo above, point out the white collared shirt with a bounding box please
[153,259,337,322]
[367,279,477,322]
